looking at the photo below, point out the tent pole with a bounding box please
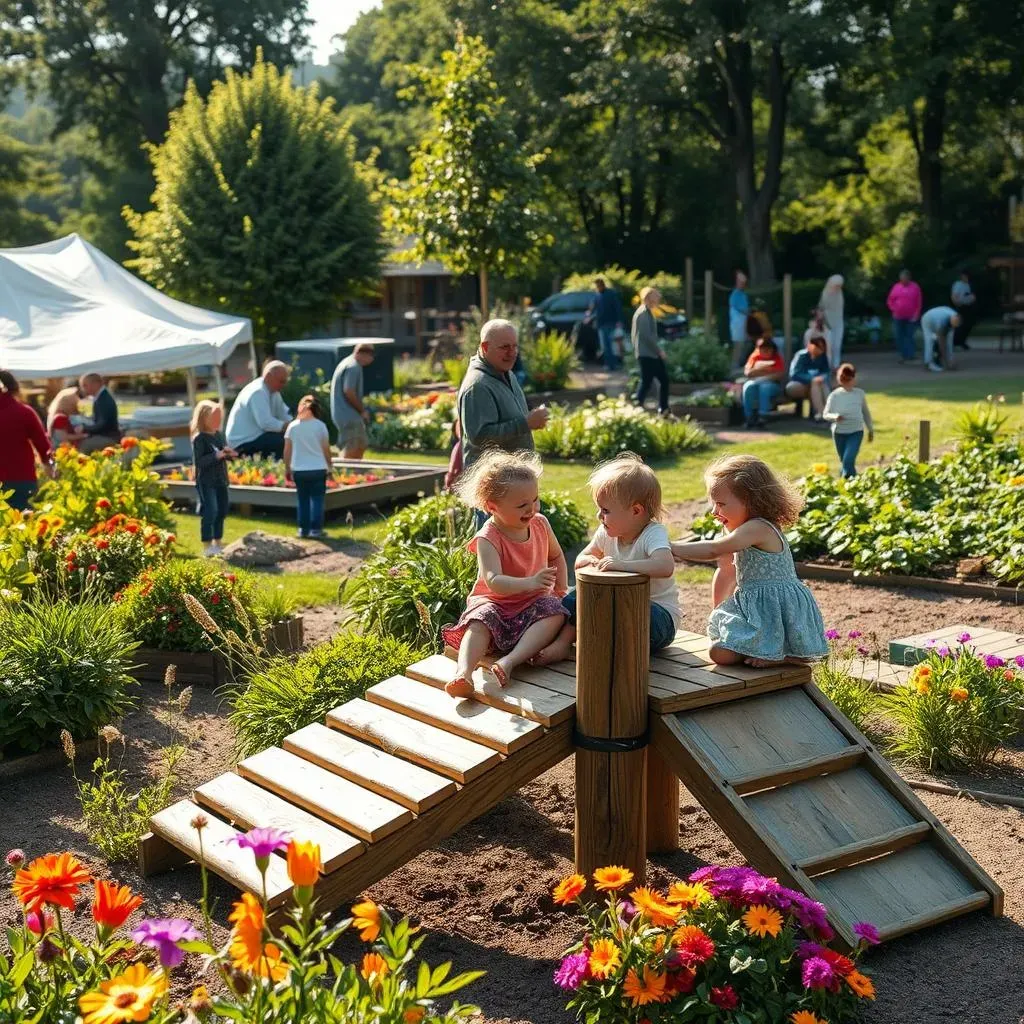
[248,339,259,378]
[214,363,226,405]
[185,368,197,407]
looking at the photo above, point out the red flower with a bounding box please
[165,534,175,544]
[210,594,221,604]
[95,540,109,550]
[120,437,139,450]
[125,523,139,534]
[820,948,856,977]
[665,968,696,996]
[101,446,116,457]
[95,498,111,510]
[167,623,176,632]
[88,564,98,572]
[709,985,739,1010]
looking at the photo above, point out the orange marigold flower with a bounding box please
[846,969,876,1000]
[915,679,931,695]
[671,924,716,966]
[552,873,587,906]
[791,1012,825,1024]
[403,1009,426,1024]
[351,899,382,942]
[916,665,932,677]
[13,852,91,913]
[666,881,711,909]
[630,887,682,928]
[360,952,389,984]
[592,865,634,891]
[228,893,289,982]
[92,879,144,932]
[79,963,167,1024]
[950,686,969,703]
[622,964,668,1006]
[286,840,322,888]
[742,903,784,939]
[587,937,621,979]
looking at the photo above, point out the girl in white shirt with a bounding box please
[822,363,874,478]
[284,395,333,538]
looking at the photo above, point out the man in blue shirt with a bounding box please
[784,334,831,420]
[586,278,624,371]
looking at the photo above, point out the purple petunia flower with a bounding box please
[936,644,951,658]
[984,654,1006,669]
[554,951,589,991]
[1017,655,1024,669]
[924,638,937,648]
[131,918,201,968]
[853,921,881,946]
[617,900,637,925]
[847,630,863,639]
[227,825,291,860]
[857,645,870,657]
[825,628,841,641]
[794,941,823,959]
[801,956,836,990]
[740,873,783,904]
[957,632,972,643]
[791,894,830,934]
[689,865,717,884]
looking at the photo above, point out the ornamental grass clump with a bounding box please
[885,635,1024,770]
[554,865,877,1024]
[814,629,879,734]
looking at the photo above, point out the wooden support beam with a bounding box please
[729,745,864,797]
[138,830,191,877]
[574,568,649,885]
[646,746,679,854]
[798,822,931,876]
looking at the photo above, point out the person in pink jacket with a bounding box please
[886,269,923,363]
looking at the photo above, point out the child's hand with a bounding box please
[867,430,874,443]
[595,556,627,572]
[531,566,557,589]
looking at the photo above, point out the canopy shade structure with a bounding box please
[0,234,253,379]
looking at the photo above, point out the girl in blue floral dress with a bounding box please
[671,454,827,667]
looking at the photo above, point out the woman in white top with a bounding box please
[818,275,845,370]
[284,394,333,538]
[822,362,874,479]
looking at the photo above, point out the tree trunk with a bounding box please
[917,80,948,231]
[740,199,776,286]
[478,265,489,320]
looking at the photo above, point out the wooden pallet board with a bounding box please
[194,772,364,872]
[889,624,1024,666]
[283,723,456,813]
[238,747,412,842]
[326,699,502,783]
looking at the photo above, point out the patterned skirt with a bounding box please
[441,595,568,656]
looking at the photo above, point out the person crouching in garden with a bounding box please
[284,394,333,539]
[190,399,236,557]
[632,286,670,415]
[785,334,831,421]
[822,363,874,478]
[441,450,568,698]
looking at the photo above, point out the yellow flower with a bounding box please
[360,952,389,985]
[950,686,969,703]
[630,886,682,928]
[846,970,876,1000]
[811,463,829,475]
[351,899,382,941]
[552,873,587,906]
[588,937,622,979]
[592,865,634,891]
[622,964,667,1006]
[79,963,167,1024]
[791,1012,827,1024]
[1008,475,1024,487]
[742,903,784,938]
[667,881,711,910]
[915,678,931,695]
[228,893,289,982]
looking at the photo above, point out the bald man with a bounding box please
[78,372,121,454]
[225,360,292,457]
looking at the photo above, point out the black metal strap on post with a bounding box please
[573,727,650,753]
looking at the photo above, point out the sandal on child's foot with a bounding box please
[483,663,509,688]
[445,675,474,698]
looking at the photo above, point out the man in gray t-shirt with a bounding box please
[330,343,375,458]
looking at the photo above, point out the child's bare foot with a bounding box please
[483,662,509,688]
[531,635,574,666]
[784,656,814,666]
[744,656,785,669]
[445,675,474,698]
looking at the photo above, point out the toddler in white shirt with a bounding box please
[822,363,874,478]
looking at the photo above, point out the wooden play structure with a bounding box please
[140,571,1001,945]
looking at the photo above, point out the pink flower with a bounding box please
[553,951,589,990]
[983,654,1006,669]
[853,921,881,946]
[228,825,291,861]
[847,630,862,639]
[1017,655,1024,669]
[131,918,201,968]
[936,644,950,658]
[825,628,840,640]
[5,849,25,868]
[856,645,870,656]
[957,632,972,643]
[26,909,55,934]
[802,955,836,990]
[709,984,739,1009]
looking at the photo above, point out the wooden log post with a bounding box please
[782,273,793,364]
[574,568,650,885]
[918,420,931,463]
[704,270,714,334]
[685,258,694,324]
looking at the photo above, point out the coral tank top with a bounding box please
[465,514,556,616]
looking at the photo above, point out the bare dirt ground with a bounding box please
[2,579,1023,1023]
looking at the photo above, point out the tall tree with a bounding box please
[126,55,382,342]
[0,126,57,245]
[383,31,554,316]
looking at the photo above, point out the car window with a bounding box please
[547,292,592,314]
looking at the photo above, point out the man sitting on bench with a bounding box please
[741,337,785,430]
[785,334,831,422]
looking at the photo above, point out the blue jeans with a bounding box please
[293,470,327,534]
[742,379,782,421]
[834,430,863,478]
[2,480,36,511]
[893,318,916,360]
[597,325,620,370]
[560,588,675,655]
[235,432,285,458]
[197,480,229,542]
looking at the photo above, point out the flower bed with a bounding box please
[669,386,741,426]
[366,390,457,451]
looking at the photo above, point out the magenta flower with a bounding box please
[131,918,201,968]
[228,825,291,860]
[1016,655,1024,669]
[847,629,862,639]
[553,951,589,990]
[983,654,1006,669]
[957,632,972,643]
[25,909,55,935]
[857,644,870,657]
[791,894,830,934]
[936,644,951,658]
[825,628,841,641]
[801,955,836,990]
[795,940,823,959]
[853,921,881,946]
[924,638,937,648]
[617,899,637,925]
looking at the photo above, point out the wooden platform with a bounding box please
[890,624,1024,666]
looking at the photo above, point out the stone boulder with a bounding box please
[222,530,307,567]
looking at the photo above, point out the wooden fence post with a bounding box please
[646,747,679,853]
[574,568,649,885]
[704,270,714,335]
[783,273,793,364]
[918,420,931,463]
[685,258,694,323]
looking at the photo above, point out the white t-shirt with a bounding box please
[591,522,681,628]
[285,417,330,472]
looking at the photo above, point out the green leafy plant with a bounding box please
[662,337,731,384]
[0,497,65,601]
[254,581,301,625]
[521,330,580,392]
[814,630,878,734]
[444,356,470,388]
[954,397,1009,446]
[394,355,444,389]
[366,391,456,452]
[0,597,137,756]
[231,630,423,757]
[561,265,685,310]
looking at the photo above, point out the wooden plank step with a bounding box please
[729,745,864,796]
[283,723,456,813]
[649,657,746,694]
[405,655,575,727]
[194,772,364,872]
[367,674,543,754]
[327,699,502,783]
[149,799,292,908]
[441,645,579,697]
[647,673,806,714]
[798,822,931,876]
[850,660,911,692]
[238,747,412,842]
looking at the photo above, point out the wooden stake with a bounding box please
[704,270,714,334]
[918,420,931,463]
[574,568,649,885]
[685,257,694,325]
[783,273,793,363]
[645,745,679,853]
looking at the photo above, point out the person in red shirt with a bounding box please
[46,386,88,448]
[741,338,786,429]
[0,370,54,509]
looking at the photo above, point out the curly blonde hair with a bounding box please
[704,454,803,528]
[588,453,663,521]
[454,449,543,511]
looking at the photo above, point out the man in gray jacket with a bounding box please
[457,319,549,470]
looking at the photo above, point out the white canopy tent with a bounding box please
[0,234,254,401]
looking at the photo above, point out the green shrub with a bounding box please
[561,265,685,310]
[539,491,590,550]
[366,391,456,451]
[814,631,878,734]
[0,598,138,756]
[115,560,263,652]
[955,398,1009,446]
[662,336,731,383]
[522,330,579,392]
[343,540,477,647]
[444,356,470,388]
[254,580,301,624]
[231,630,423,756]
[394,355,442,389]
[280,361,335,440]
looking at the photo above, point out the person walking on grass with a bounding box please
[632,286,670,415]
[330,342,375,459]
[190,400,236,557]
[586,277,624,371]
[822,363,874,478]
[920,306,962,373]
[886,269,922,364]
[284,394,333,539]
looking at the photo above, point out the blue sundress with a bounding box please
[708,520,828,661]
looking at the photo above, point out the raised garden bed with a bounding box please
[669,402,742,426]
[131,615,305,688]
[0,738,100,781]
[161,459,446,516]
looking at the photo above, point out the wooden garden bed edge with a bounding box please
[0,738,101,780]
